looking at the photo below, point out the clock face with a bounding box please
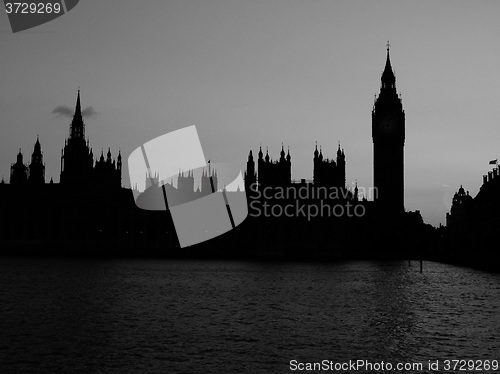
[379,118,395,133]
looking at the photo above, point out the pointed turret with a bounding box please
[337,143,345,164]
[75,88,82,118]
[17,149,23,164]
[69,89,85,140]
[10,149,28,185]
[245,148,256,190]
[34,135,41,152]
[381,41,396,89]
[29,136,45,184]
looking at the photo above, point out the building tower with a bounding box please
[116,150,122,185]
[10,149,28,185]
[94,147,121,189]
[257,145,292,189]
[28,136,45,185]
[336,144,346,189]
[201,164,218,195]
[244,149,257,191]
[372,43,405,213]
[313,143,346,188]
[177,170,195,193]
[60,89,94,187]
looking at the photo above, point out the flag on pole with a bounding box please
[489,158,498,165]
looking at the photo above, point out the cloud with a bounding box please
[52,106,73,118]
[81,106,98,118]
[52,105,99,119]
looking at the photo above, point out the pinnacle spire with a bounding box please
[75,88,82,117]
[381,41,395,88]
[69,88,85,139]
[33,136,41,154]
[34,135,41,149]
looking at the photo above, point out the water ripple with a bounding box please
[0,258,499,373]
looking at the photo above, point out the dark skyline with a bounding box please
[1,1,500,226]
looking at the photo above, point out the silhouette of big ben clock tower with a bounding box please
[372,42,405,213]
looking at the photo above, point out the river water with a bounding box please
[0,257,499,373]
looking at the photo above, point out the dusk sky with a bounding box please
[1,0,500,226]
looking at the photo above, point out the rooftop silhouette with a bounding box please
[0,46,498,270]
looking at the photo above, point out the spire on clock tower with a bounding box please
[373,42,404,119]
[381,41,396,89]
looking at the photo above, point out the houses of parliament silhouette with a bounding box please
[243,143,345,191]
[2,45,495,266]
